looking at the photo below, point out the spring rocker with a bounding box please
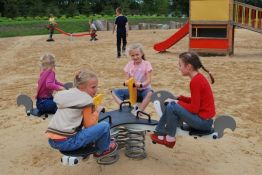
[16,88,120,165]
[151,90,236,140]
[16,82,73,119]
[16,83,236,165]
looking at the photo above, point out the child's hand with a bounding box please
[96,105,105,113]
[123,80,129,86]
[164,98,177,105]
[135,82,143,88]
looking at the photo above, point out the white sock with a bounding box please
[166,135,176,142]
[157,136,164,140]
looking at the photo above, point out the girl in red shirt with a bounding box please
[151,52,215,148]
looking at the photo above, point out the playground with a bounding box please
[0,27,261,174]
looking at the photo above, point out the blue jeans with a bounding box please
[36,97,57,115]
[112,88,153,103]
[155,102,213,137]
[48,121,110,153]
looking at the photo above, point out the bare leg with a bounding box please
[139,91,153,111]
[111,91,123,105]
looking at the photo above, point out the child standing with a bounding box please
[113,7,129,58]
[47,13,56,42]
[112,43,153,115]
[46,70,117,158]
[89,19,98,41]
[150,52,216,148]
[35,53,64,116]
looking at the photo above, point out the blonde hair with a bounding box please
[127,43,145,60]
[74,70,97,88]
[39,53,56,69]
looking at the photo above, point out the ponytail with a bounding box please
[179,52,215,84]
[201,64,215,84]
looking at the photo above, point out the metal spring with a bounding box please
[111,126,129,149]
[125,128,147,160]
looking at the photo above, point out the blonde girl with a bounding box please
[35,53,64,116]
[112,43,153,115]
[46,70,117,158]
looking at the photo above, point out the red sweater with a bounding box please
[178,73,216,119]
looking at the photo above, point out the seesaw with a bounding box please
[151,90,236,140]
[16,82,73,119]
[16,87,236,165]
[60,102,157,166]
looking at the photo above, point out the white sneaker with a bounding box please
[131,105,140,116]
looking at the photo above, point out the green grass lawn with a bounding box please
[0,16,187,38]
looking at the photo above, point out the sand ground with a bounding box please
[0,28,261,175]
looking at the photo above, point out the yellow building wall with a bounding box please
[190,0,230,21]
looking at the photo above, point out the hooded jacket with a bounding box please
[46,88,92,137]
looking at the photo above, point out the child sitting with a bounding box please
[46,70,117,158]
[151,52,216,149]
[89,19,98,41]
[35,53,64,116]
[111,43,153,115]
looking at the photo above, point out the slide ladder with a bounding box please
[153,21,189,52]
[233,1,262,33]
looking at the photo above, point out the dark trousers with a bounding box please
[49,25,55,39]
[36,97,57,115]
[116,33,127,56]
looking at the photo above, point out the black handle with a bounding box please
[136,111,151,122]
[119,101,131,111]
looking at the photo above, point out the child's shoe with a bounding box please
[93,141,118,159]
[46,38,54,42]
[163,139,176,148]
[150,133,165,145]
[150,133,176,148]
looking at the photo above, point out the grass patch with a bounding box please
[0,16,187,38]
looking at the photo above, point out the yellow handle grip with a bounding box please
[93,94,104,107]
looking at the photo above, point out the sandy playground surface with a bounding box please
[0,28,261,175]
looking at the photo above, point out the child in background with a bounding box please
[150,52,216,149]
[111,43,153,115]
[35,53,64,116]
[47,13,56,42]
[46,70,118,158]
[89,19,98,41]
[113,7,128,58]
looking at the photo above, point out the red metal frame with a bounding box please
[189,38,229,49]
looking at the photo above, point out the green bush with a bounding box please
[14,17,26,21]
[59,15,67,20]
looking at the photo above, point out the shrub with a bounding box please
[59,15,67,20]
[14,17,25,21]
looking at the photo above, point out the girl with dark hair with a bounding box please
[151,52,216,148]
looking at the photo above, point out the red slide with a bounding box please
[153,21,189,52]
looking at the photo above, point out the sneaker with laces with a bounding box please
[93,141,118,159]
